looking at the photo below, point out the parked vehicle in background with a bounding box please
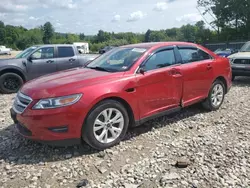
[73,42,89,54]
[0,44,99,94]
[10,42,232,150]
[0,46,11,55]
[99,46,115,54]
[214,48,238,57]
[228,41,250,80]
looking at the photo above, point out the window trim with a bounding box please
[135,46,180,74]
[177,45,214,64]
[56,46,75,58]
[30,46,55,60]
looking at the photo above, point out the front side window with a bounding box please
[58,46,74,58]
[179,48,211,64]
[144,49,176,71]
[87,47,147,72]
[31,47,54,59]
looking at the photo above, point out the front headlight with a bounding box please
[33,94,82,109]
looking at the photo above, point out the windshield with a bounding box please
[86,47,147,72]
[240,42,250,52]
[15,46,38,58]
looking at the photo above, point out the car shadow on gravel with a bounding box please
[233,76,250,87]
[0,104,207,165]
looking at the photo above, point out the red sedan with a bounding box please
[10,42,232,150]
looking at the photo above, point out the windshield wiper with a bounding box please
[87,66,112,72]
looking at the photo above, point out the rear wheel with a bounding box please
[82,100,129,150]
[0,73,23,94]
[202,80,225,111]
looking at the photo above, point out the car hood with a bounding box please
[228,52,250,59]
[0,58,24,65]
[21,68,124,99]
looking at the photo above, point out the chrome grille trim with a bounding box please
[13,92,33,114]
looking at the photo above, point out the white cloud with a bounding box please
[112,14,121,22]
[153,2,168,11]
[29,16,39,21]
[127,11,146,22]
[176,13,203,23]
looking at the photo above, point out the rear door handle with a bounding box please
[207,64,212,70]
[69,58,76,62]
[46,60,54,63]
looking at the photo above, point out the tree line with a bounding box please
[0,0,249,52]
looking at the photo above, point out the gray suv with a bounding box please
[0,44,98,94]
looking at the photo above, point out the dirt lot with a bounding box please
[0,77,250,188]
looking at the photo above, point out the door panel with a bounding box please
[177,47,214,106]
[135,48,183,119]
[56,46,79,71]
[27,47,57,80]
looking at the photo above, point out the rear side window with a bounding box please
[179,48,211,64]
[58,47,74,58]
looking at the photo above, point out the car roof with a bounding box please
[35,44,75,47]
[120,42,198,49]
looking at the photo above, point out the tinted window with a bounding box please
[144,49,176,71]
[31,47,54,59]
[58,47,74,58]
[179,48,211,64]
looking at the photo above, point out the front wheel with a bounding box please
[82,100,129,150]
[202,80,225,111]
[0,73,23,94]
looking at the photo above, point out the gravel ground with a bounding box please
[0,77,250,188]
[0,51,21,59]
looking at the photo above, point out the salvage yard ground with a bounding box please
[0,54,250,188]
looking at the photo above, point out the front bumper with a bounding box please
[232,65,250,76]
[10,107,85,146]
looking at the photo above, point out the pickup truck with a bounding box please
[0,46,11,55]
[0,44,99,94]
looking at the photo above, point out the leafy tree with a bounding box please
[42,22,54,44]
[79,33,85,40]
[144,29,151,42]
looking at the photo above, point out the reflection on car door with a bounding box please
[177,46,215,106]
[56,46,80,71]
[136,47,183,119]
[27,46,57,80]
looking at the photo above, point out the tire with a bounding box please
[82,100,129,150]
[202,79,225,111]
[232,75,235,81]
[0,73,23,94]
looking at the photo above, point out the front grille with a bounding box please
[13,92,32,114]
[233,59,250,64]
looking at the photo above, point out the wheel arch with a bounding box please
[0,68,26,82]
[84,96,136,128]
[214,76,228,93]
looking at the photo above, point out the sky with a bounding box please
[0,0,213,35]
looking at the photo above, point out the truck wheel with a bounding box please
[202,79,225,111]
[82,100,129,150]
[0,73,23,94]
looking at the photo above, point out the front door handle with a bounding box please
[169,68,182,77]
[46,60,54,63]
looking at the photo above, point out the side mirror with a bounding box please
[138,67,145,74]
[27,56,33,62]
